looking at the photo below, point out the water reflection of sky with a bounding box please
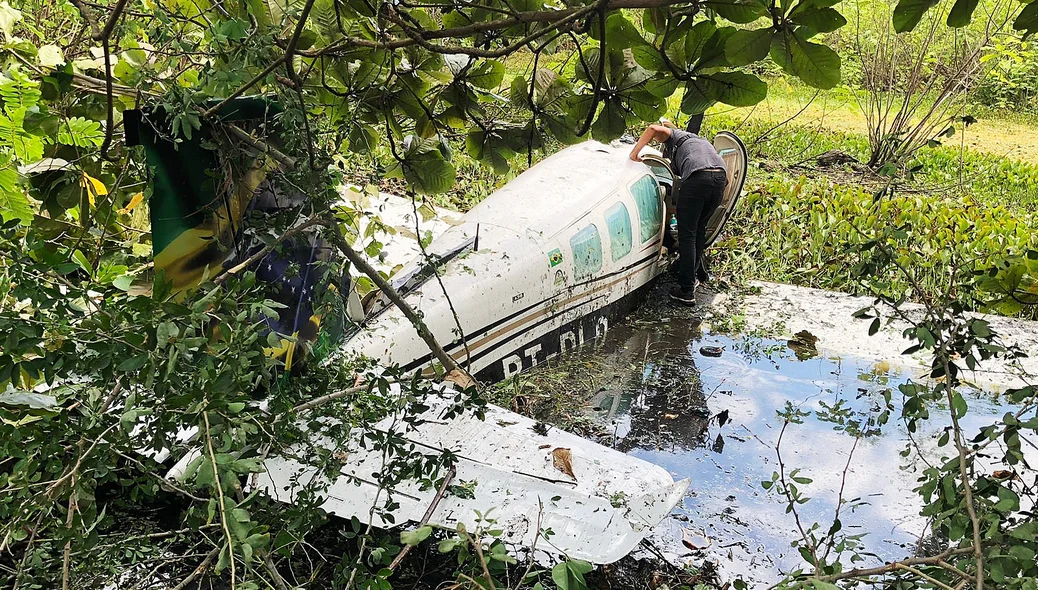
[577,321,1033,585]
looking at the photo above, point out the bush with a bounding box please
[713,173,1038,314]
[974,38,1038,113]
[704,115,1038,209]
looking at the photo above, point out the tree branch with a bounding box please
[68,0,101,38]
[203,57,288,119]
[214,217,323,285]
[170,546,220,590]
[292,384,370,413]
[319,219,465,378]
[388,467,456,571]
[306,0,691,56]
[806,546,976,585]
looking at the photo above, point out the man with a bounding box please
[629,121,727,306]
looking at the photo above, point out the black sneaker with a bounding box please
[669,285,697,306]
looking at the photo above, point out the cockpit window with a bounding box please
[362,237,475,321]
[640,155,674,199]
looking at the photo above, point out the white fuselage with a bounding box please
[341,141,670,381]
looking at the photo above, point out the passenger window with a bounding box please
[570,224,603,282]
[604,202,632,262]
[631,175,662,243]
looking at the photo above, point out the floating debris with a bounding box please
[681,528,712,551]
[700,345,724,357]
[787,329,819,360]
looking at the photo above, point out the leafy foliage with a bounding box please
[2,0,1038,586]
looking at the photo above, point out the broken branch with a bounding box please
[388,467,456,571]
[319,219,466,379]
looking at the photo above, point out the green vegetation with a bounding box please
[3,0,1038,587]
[692,116,1038,317]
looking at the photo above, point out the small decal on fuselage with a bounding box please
[548,248,563,267]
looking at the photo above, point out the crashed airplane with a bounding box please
[254,134,748,563]
[340,133,748,382]
[127,102,747,564]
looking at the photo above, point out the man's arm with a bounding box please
[629,124,672,161]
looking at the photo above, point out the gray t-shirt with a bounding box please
[664,128,726,177]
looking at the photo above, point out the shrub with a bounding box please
[974,37,1038,113]
[714,173,1038,315]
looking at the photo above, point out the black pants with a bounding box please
[675,169,727,289]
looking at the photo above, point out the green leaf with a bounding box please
[643,75,680,98]
[400,525,433,546]
[0,167,31,225]
[0,389,57,410]
[709,71,767,106]
[632,44,665,71]
[510,74,532,109]
[0,71,41,112]
[951,392,967,418]
[216,18,249,41]
[346,124,378,154]
[681,72,766,113]
[0,0,21,38]
[466,59,505,89]
[994,485,1020,512]
[552,560,592,590]
[776,31,841,89]
[597,12,647,48]
[707,0,769,24]
[112,274,134,292]
[56,117,104,148]
[681,77,719,114]
[0,110,45,161]
[567,559,592,574]
[627,90,667,121]
[1009,521,1038,540]
[946,0,979,26]
[971,320,991,338]
[1014,0,1038,37]
[591,99,628,142]
[465,129,516,174]
[118,354,149,373]
[684,21,718,69]
[542,109,580,145]
[72,249,91,274]
[790,8,847,33]
[695,26,737,69]
[38,44,64,68]
[787,0,842,18]
[725,28,774,67]
[892,0,942,33]
[402,151,456,194]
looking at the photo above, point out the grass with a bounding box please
[700,111,1038,209]
[705,79,1038,166]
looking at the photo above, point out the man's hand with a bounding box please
[629,124,671,163]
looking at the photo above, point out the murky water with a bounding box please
[545,315,1030,585]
